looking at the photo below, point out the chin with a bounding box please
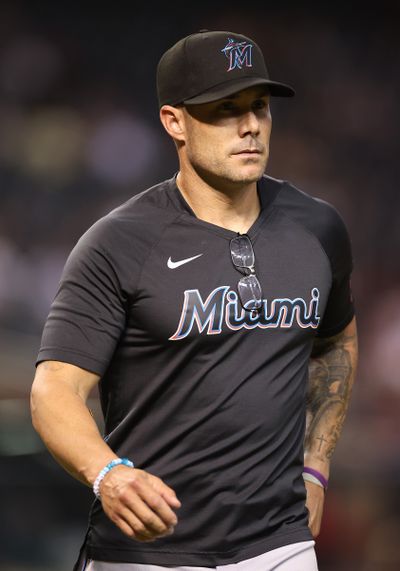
[235,167,265,184]
[234,158,267,182]
[226,175,262,189]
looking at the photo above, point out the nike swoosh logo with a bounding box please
[167,253,203,269]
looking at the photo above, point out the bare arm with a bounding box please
[304,316,358,536]
[31,361,181,541]
[31,360,109,485]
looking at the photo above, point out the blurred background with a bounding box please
[0,1,399,570]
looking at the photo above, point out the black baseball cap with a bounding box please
[157,30,295,108]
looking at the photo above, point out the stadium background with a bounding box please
[0,1,399,569]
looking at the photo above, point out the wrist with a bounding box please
[303,454,330,479]
[93,458,135,498]
[83,455,119,487]
[303,466,329,492]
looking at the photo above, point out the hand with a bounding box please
[305,479,325,538]
[99,466,181,542]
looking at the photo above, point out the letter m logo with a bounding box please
[222,38,253,72]
[169,286,229,341]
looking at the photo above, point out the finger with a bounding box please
[136,470,181,509]
[130,477,179,528]
[134,527,175,542]
[111,504,172,541]
[310,517,320,538]
[151,477,182,509]
[122,491,176,535]
[142,487,179,527]
[113,514,156,542]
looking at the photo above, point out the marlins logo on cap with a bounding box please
[156,29,295,108]
[222,38,253,72]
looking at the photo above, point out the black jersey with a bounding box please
[37,174,354,566]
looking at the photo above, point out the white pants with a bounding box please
[86,540,318,571]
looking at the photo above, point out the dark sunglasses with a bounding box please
[230,234,263,313]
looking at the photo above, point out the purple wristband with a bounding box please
[303,466,329,490]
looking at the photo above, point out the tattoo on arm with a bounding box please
[305,320,358,463]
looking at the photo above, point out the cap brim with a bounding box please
[183,76,295,105]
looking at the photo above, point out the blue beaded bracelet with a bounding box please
[93,458,134,498]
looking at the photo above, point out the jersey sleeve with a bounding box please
[317,206,355,338]
[36,223,128,376]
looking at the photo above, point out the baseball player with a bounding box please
[30,30,358,571]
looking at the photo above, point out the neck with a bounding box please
[176,170,261,234]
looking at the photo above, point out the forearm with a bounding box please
[304,317,358,478]
[31,362,117,487]
[31,361,181,542]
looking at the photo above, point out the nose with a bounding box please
[238,110,260,137]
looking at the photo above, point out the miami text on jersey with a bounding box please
[169,286,321,340]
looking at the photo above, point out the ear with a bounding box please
[159,105,186,142]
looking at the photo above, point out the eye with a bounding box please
[252,99,268,111]
[217,100,237,112]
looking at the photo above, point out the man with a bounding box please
[30,30,358,571]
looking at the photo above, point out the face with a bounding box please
[180,86,272,189]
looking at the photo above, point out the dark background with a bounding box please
[0,1,399,569]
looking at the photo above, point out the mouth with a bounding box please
[233,149,263,159]
[233,148,263,156]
